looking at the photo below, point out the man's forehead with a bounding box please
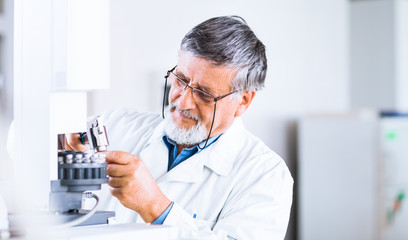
[176,52,236,92]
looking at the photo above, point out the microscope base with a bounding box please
[58,210,116,226]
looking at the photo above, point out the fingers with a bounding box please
[108,176,127,188]
[105,151,135,165]
[104,151,170,221]
[65,133,89,152]
[106,163,129,177]
[105,151,142,177]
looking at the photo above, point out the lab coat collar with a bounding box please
[199,118,245,176]
[141,117,246,183]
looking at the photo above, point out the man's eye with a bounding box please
[196,91,213,103]
[175,78,186,87]
[178,77,189,85]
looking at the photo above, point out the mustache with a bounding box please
[169,101,201,123]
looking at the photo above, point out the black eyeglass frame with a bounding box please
[166,66,238,105]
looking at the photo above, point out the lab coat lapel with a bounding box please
[201,118,244,176]
[158,118,246,183]
[157,153,204,183]
[139,121,204,183]
[139,122,168,180]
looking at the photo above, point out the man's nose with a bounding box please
[177,87,196,109]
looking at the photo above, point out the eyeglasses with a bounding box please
[165,66,237,105]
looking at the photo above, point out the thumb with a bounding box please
[105,151,134,165]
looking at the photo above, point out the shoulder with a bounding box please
[227,125,293,205]
[243,131,291,178]
[227,119,293,184]
[101,108,162,127]
[98,108,163,153]
[212,118,293,183]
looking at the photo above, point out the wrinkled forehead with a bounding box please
[176,51,237,94]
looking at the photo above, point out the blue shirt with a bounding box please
[152,134,221,224]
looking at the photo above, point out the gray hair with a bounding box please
[180,16,267,92]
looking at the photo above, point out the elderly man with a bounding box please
[67,16,293,239]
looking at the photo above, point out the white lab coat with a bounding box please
[97,108,293,240]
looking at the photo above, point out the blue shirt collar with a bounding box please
[162,134,221,171]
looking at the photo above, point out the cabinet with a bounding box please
[298,112,408,240]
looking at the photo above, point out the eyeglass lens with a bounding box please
[169,72,214,104]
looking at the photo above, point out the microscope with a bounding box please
[49,116,115,227]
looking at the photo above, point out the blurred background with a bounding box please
[1,0,408,239]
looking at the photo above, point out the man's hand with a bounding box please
[105,151,172,223]
[65,133,89,152]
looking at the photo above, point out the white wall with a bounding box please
[88,1,350,239]
[396,1,408,111]
[350,1,395,110]
[0,0,14,212]
[0,0,14,181]
[350,0,408,112]
[89,0,349,165]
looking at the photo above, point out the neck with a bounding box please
[176,144,194,155]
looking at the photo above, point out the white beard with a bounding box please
[163,101,207,146]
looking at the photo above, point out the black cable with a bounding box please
[162,66,176,119]
[197,101,217,150]
[162,74,169,119]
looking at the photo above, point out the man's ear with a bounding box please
[234,91,256,117]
